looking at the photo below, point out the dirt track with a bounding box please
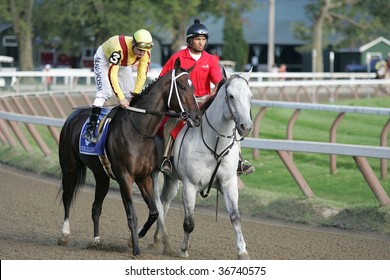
[1,164,390,260]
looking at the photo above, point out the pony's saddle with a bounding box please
[79,107,116,156]
[80,106,120,180]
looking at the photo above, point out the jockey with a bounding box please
[160,19,255,176]
[84,29,153,143]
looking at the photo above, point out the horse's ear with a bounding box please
[222,65,230,80]
[174,57,181,72]
[240,66,252,82]
[187,64,195,74]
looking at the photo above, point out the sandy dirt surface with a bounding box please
[1,163,390,260]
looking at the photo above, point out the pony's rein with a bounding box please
[124,105,185,118]
[121,70,193,138]
[200,76,251,198]
[199,81,246,198]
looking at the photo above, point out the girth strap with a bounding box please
[200,159,222,198]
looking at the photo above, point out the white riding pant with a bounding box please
[92,46,135,107]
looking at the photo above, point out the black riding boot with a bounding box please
[237,152,255,176]
[83,106,102,143]
[161,136,174,174]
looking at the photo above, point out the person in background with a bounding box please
[43,64,52,90]
[83,29,153,143]
[278,63,287,80]
[159,19,255,176]
[375,59,387,79]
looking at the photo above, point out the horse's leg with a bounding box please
[137,176,159,239]
[151,170,164,247]
[117,175,141,256]
[91,171,110,244]
[57,162,85,246]
[222,178,250,260]
[179,184,197,258]
[152,171,178,255]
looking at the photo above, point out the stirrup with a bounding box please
[161,158,172,174]
[237,160,255,176]
[83,128,99,143]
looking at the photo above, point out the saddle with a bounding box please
[79,106,120,179]
[157,116,186,140]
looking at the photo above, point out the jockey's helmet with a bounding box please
[133,29,153,50]
[186,19,208,43]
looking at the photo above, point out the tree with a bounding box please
[2,0,255,70]
[145,0,255,58]
[0,0,34,71]
[33,0,153,52]
[223,9,248,71]
[293,0,390,72]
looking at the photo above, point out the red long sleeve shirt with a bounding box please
[159,48,222,97]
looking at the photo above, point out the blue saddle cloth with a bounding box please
[79,107,110,156]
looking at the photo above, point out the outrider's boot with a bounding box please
[237,152,255,176]
[161,135,174,174]
[83,106,102,143]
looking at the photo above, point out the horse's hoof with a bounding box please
[238,252,250,260]
[94,236,101,245]
[162,243,175,256]
[133,248,141,256]
[57,234,69,246]
[148,241,160,250]
[177,250,188,258]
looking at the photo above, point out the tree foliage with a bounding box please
[223,9,248,71]
[293,0,389,72]
[0,0,34,70]
[3,0,388,73]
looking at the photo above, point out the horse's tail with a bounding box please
[58,161,86,205]
[58,108,88,205]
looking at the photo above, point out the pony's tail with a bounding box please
[58,163,86,205]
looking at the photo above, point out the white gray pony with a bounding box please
[151,67,253,260]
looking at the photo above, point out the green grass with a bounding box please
[1,96,390,234]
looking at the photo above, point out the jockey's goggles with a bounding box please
[136,42,153,51]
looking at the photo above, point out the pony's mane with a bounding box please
[130,72,167,105]
[199,79,227,113]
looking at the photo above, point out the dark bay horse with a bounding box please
[57,58,202,256]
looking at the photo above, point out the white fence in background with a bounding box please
[1,70,389,103]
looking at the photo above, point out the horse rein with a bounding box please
[198,77,249,198]
[122,69,192,138]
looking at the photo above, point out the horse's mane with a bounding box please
[130,68,190,106]
[130,73,165,105]
[199,79,227,113]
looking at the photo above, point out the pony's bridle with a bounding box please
[197,76,250,198]
[166,69,190,120]
[125,69,192,120]
[123,69,194,138]
[201,76,248,155]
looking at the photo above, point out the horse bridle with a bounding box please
[166,69,191,120]
[125,69,191,119]
[201,75,248,157]
[198,76,249,198]
[124,69,192,138]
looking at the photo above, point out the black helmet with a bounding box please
[186,19,209,43]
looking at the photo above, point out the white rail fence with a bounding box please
[0,70,389,205]
[1,70,390,102]
[0,91,389,206]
